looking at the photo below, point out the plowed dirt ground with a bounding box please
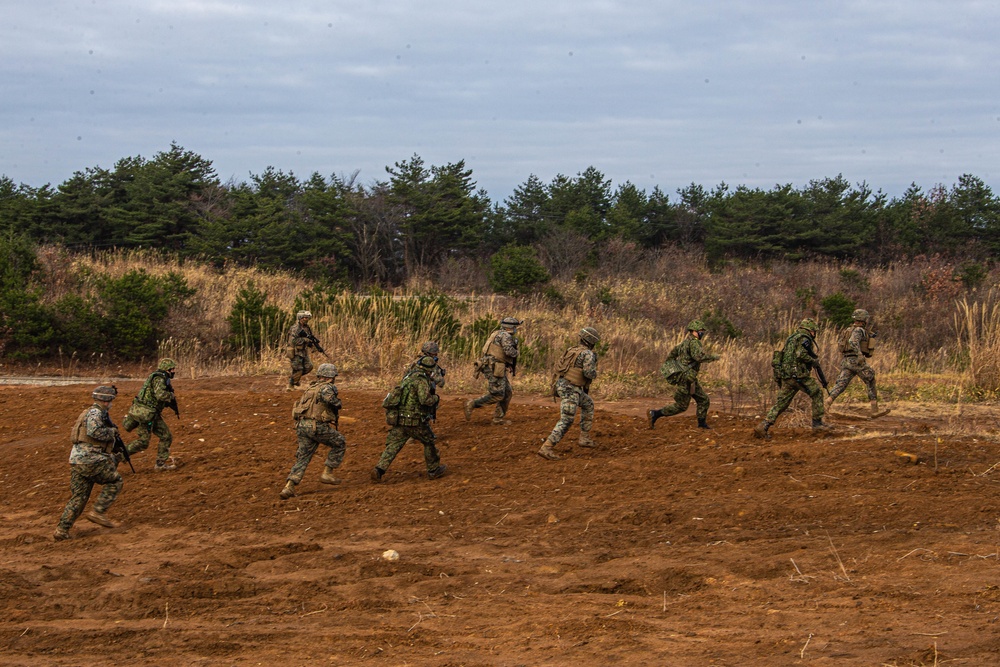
[2,376,1000,666]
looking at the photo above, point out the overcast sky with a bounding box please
[2,1,998,203]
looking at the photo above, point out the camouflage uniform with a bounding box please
[280,364,345,499]
[828,324,878,402]
[755,320,826,438]
[287,312,317,388]
[125,360,177,468]
[466,319,520,424]
[648,321,720,429]
[55,389,124,539]
[407,342,446,389]
[539,328,600,460]
[372,359,446,482]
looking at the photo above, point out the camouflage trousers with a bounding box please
[658,379,711,421]
[376,423,441,474]
[289,354,314,386]
[765,377,824,424]
[828,356,877,401]
[473,374,512,419]
[287,420,346,484]
[57,457,123,531]
[127,413,172,465]
[547,380,593,444]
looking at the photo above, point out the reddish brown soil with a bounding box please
[2,376,1000,666]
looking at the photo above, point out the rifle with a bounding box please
[305,333,330,358]
[814,364,829,393]
[164,377,180,418]
[103,412,135,473]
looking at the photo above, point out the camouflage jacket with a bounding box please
[778,329,821,380]
[407,357,446,388]
[69,404,117,465]
[288,321,316,356]
[134,370,174,412]
[398,370,439,425]
[842,325,867,358]
[667,336,719,376]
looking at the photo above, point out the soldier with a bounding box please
[124,358,179,471]
[371,356,447,483]
[409,341,446,388]
[280,363,345,499]
[647,319,720,430]
[825,308,889,418]
[538,327,600,461]
[465,316,521,425]
[754,318,828,440]
[287,310,322,389]
[54,386,125,540]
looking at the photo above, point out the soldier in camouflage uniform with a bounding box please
[825,309,889,418]
[754,318,828,440]
[371,356,447,483]
[280,363,345,500]
[409,341,446,388]
[124,358,178,471]
[465,317,521,425]
[647,320,721,430]
[287,310,319,389]
[54,386,125,540]
[538,327,600,461]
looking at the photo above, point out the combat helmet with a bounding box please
[500,316,522,329]
[92,385,117,402]
[579,327,600,346]
[296,310,312,320]
[158,358,177,371]
[799,318,819,334]
[421,341,440,356]
[852,309,870,323]
[687,319,706,332]
[316,363,338,378]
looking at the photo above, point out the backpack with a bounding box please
[292,386,319,421]
[839,322,878,357]
[770,349,784,386]
[382,384,405,426]
[550,345,585,397]
[659,358,686,385]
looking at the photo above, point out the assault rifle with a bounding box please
[305,333,330,358]
[164,377,180,418]
[814,364,829,394]
[103,412,135,473]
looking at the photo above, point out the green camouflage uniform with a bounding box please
[547,347,598,444]
[472,329,518,420]
[765,327,825,424]
[287,380,345,484]
[657,336,719,421]
[375,368,443,476]
[56,404,123,533]
[287,320,317,387]
[126,370,175,465]
[828,325,878,401]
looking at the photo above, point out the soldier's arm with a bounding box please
[152,376,174,403]
[847,327,865,357]
[415,378,440,408]
[86,409,117,442]
[500,332,519,359]
[320,384,342,411]
[690,339,720,363]
[582,350,598,380]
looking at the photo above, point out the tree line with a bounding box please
[2,143,999,288]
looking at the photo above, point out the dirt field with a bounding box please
[2,376,1000,666]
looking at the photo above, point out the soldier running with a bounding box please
[825,308,890,418]
[647,319,720,430]
[465,316,521,425]
[754,318,829,440]
[280,363,346,499]
[538,327,600,460]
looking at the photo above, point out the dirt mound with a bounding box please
[1,377,999,665]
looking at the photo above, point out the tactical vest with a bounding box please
[293,382,338,423]
[555,345,590,388]
[840,324,876,356]
[779,331,816,380]
[482,330,512,365]
[397,373,433,427]
[135,370,171,409]
[70,406,113,452]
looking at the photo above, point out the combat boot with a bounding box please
[812,419,829,430]
[537,437,562,461]
[279,480,296,499]
[870,400,891,418]
[320,466,340,485]
[53,527,71,541]
[86,511,117,528]
[647,409,661,429]
[463,400,475,421]
[578,431,597,448]
[428,464,448,480]
[370,467,385,483]
[154,458,176,471]
[753,420,772,440]
[697,418,711,429]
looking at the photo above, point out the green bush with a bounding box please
[50,294,105,355]
[700,308,742,339]
[96,269,196,359]
[955,261,988,290]
[488,245,550,294]
[0,233,54,359]
[228,281,291,353]
[820,291,857,328]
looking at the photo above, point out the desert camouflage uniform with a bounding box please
[828,325,878,401]
[765,327,825,424]
[126,370,175,466]
[287,319,317,387]
[375,367,443,477]
[56,404,123,533]
[657,336,719,421]
[547,347,598,444]
[287,381,345,484]
[471,329,518,420]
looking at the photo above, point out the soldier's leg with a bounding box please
[152,416,173,465]
[90,459,124,515]
[474,375,506,409]
[691,381,711,421]
[287,426,320,484]
[858,365,878,401]
[658,384,693,417]
[376,427,410,472]
[127,422,152,456]
[765,382,800,424]
[302,355,314,381]
[494,378,513,420]
[411,425,442,474]
[827,362,857,402]
[56,466,96,532]
[578,392,596,446]
[546,389,581,445]
[290,355,306,387]
[801,377,825,422]
[318,425,347,470]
